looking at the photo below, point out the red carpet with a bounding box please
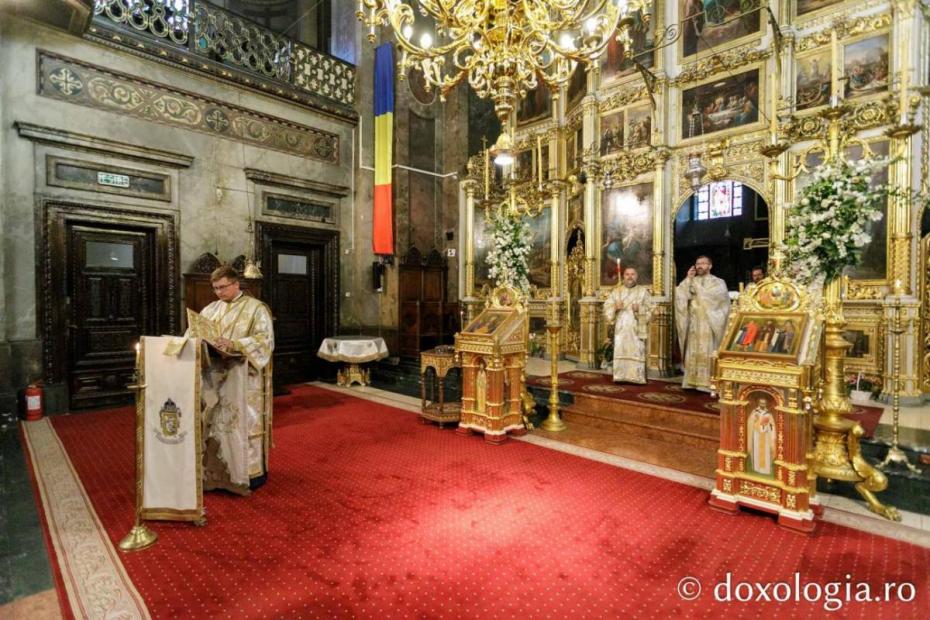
[45,385,927,617]
[528,371,885,438]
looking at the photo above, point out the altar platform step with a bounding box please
[526,383,719,478]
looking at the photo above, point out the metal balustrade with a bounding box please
[90,0,356,112]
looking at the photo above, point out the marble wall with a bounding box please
[0,15,360,410]
[0,12,471,411]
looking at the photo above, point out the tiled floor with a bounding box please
[0,418,57,616]
[315,381,930,548]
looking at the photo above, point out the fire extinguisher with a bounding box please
[25,383,44,421]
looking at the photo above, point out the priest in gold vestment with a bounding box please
[675,255,730,391]
[196,266,274,494]
[603,267,653,384]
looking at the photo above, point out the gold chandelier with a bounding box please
[357,0,647,122]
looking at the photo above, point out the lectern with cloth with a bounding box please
[317,335,389,386]
[137,335,205,524]
[454,286,528,444]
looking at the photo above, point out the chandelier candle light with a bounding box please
[357,0,643,123]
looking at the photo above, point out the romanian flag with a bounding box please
[373,43,394,255]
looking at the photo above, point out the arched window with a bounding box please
[695,180,743,221]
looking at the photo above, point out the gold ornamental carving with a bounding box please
[672,45,770,87]
[739,480,781,504]
[795,13,893,53]
[598,84,652,113]
[601,149,663,185]
[844,280,884,302]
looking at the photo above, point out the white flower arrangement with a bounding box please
[785,157,891,285]
[485,206,532,294]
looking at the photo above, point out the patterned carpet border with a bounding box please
[21,418,149,620]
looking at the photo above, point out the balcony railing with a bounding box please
[89,0,356,116]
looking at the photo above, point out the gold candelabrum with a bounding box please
[119,342,158,552]
[877,285,922,474]
[540,296,566,432]
[357,0,646,121]
[760,80,913,519]
[812,277,898,520]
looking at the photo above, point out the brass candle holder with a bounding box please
[540,298,566,432]
[119,342,158,552]
[877,285,922,474]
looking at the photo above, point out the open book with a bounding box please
[163,310,243,358]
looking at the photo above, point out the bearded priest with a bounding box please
[198,265,275,494]
[604,266,654,384]
[675,255,730,392]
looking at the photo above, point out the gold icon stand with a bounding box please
[119,347,158,552]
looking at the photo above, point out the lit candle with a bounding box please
[616,257,621,279]
[134,342,141,370]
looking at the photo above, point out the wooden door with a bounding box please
[269,242,325,385]
[66,225,155,409]
[258,223,338,387]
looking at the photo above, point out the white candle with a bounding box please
[899,69,909,125]
[537,135,543,188]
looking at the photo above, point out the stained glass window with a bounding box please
[695,180,743,221]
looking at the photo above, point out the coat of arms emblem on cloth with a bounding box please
[155,398,187,444]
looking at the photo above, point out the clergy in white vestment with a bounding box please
[674,255,730,391]
[603,266,653,384]
[196,265,274,494]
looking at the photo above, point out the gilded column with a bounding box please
[461,179,481,323]
[650,146,672,375]
[578,95,601,368]
[549,182,563,295]
[548,181,564,359]
[579,164,601,368]
[770,32,795,252]
[882,0,921,398]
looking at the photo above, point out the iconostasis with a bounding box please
[460,0,929,402]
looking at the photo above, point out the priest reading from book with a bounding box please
[187,265,275,494]
[674,255,730,392]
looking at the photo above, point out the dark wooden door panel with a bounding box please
[257,223,338,387]
[270,243,325,385]
[397,248,450,357]
[67,225,155,409]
